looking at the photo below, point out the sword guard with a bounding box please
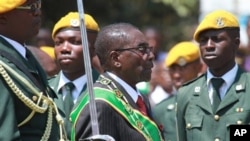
[79,134,115,141]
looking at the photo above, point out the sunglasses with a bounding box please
[16,0,41,14]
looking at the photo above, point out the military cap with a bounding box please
[40,46,55,59]
[0,0,26,14]
[194,10,239,41]
[165,41,200,67]
[52,12,99,39]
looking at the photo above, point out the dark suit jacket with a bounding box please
[177,67,250,141]
[72,72,161,141]
[0,37,59,141]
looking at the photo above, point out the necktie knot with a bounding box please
[211,78,224,91]
[136,95,148,116]
[65,82,75,92]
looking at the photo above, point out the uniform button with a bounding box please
[237,120,242,125]
[214,115,220,121]
[214,138,220,141]
[186,123,191,129]
[32,96,38,102]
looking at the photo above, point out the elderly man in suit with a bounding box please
[177,10,250,141]
[71,23,164,141]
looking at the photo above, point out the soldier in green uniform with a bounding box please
[153,41,203,141]
[48,12,101,140]
[0,0,64,140]
[177,10,250,141]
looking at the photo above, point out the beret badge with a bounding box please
[216,17,225,28]
[70,19,80,27]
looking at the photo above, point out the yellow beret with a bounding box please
[40,46,55,60]
[0,0,26,14]
[165,41,200,67]
[52,12,99,39]
[194,10,239,41]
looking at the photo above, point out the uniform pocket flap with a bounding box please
[185,115,203,129]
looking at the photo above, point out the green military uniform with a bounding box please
[153,95,177,141]
[176,68,250,141]
[0,37,63,140]
[48,69,99,139]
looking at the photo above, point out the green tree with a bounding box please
[42,0,199,51]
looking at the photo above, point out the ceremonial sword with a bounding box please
[76,0,115,140]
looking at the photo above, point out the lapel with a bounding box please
[48,74,65,115]
[193,75,214,114]
[217,68,246,112]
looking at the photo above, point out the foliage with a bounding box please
[42,0,199,51]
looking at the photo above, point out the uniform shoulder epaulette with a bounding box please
[182,73,205,86]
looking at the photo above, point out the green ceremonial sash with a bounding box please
[71,87,163,141]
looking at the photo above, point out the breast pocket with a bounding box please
[225,112,250,141]
[185,115,203,141]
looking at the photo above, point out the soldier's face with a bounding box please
[198,29,238,73]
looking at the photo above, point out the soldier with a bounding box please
[153,41,203,141]
[48,12,102,140]
[0,0,64,140]
[177,10,250,141]
[71,23,164,141]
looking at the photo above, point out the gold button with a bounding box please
[237,120,242,125]
[186,123,191,129]
[32,96,38,102]
[214,115,220,121]
[214,138,220,141]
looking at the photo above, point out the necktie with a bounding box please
[211,78,224,113]
[136,95,148,116]
[64,82,75,117]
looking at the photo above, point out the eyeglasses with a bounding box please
[115,45,153,55]
[16,0,41,14]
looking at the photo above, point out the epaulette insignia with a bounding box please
[114,89,123,98]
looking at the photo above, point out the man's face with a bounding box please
[111,29,155,86]
[198,29,238,74]
[169,61,202,89]
[54,29,97,78]
[4,0,41,43]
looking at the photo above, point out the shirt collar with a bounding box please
[207,64,238,87]
[0,35,26,59]
[107,72,140,102]
[57,71,87,94]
